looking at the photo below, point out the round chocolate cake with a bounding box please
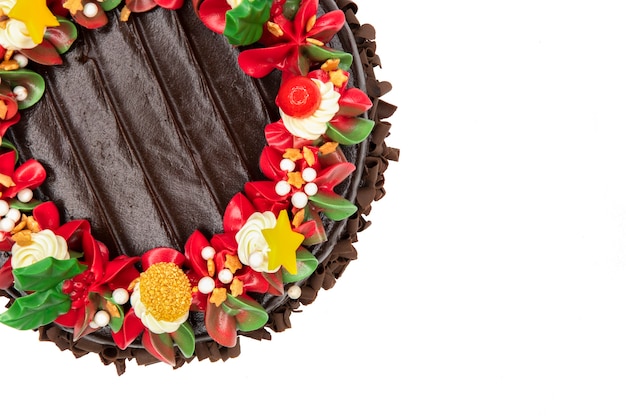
[0,0,396,374]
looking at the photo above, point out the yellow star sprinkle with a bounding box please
[262,210,304,274]
[224,253,242,274]
[230,279,244,298]
[283,148,303,161]
[63,0,84,15]
[8,0,59,45]
[209,287,227,307]
[287,171,305,188]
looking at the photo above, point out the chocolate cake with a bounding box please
[0,0,397,374]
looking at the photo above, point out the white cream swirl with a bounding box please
[130,282,189,334]
[0,0,38,50]
[235,211,279,273]
[11,229,70,269]
[280,79,340,140]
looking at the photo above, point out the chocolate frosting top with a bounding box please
[0,0,398,374]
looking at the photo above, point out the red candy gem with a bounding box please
[276,76,322,118]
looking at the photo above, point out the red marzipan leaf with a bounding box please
[294,0,319,35]
[264,121,295,150]
[306,10,346,44]
[142,331,176,366]
[56,219,90,250]
[238,43,295,78]
[316,162,355,191]
[125,0,158,12]
[155,0,184,9]
[0,112,19,138]
[259,146,284,179]
[71,4,108,29]
[185,230,211,277]
[3,160,46,198]
[54,309,79,328]
[244,181,282,203]
[141,247,185,270]
[338,87,373,117]
[0,88,19,120]
[223,192,255,232]
[112,309,143,350]
[20,40,63,65]
[210,232,237,255]
[101,255,141,290]
[195,0,230,34]
[0,151,15,177]
[33,201,61,231]
[0,259,13,289]
[205,302,237,347]
[236,268,270,295]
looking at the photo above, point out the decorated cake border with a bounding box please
[0,0,397,374]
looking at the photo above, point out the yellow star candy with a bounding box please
[262,210,304,275]
[8,0,60,45]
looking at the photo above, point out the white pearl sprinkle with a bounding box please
[291,191,308,209]
[198,276,216,294]
[287,285,302,299]
[201,246,215,260]
[218,269,234,284]
[93,310,111,327]
[279,158,296,172]
[248,251,265,269]
[13,86,27,102]
[13,54,28,68]
[302,167,317,182]
[0,200,9,217]
[16,188,33,203]
[275,180,291,196]
[5,208,21,223]
[112,288,129,305]
[304,182,318,196]
[0,218,14,233]
[83,2,99,18]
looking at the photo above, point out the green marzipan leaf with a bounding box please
[304,44,353,69]
[100,0,123,11]
[282,0,302,20]
[224,294,268,332]
[223,0,272,45]
[308,193,357,221]
[13,257,87,293]
[0,286,70,330]
[170,322,195,358]
[325,117,375,146]
[0,69,45,110]
[282,247,318,284]
[8,198,41,212]
[102,294,124,333]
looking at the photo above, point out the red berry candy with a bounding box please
[276,76,322,118]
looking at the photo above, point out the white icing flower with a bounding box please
[235,211,279,273]
[130,262,191,334]
[131,282,189,334]
[0,0,38,50]
[11,229,70,269]
[280,79,340,140]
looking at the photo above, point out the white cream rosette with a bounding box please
[130,282,189,334]
[11,229,70,269]
[280,79,340,140]
[0,0,38,50]
[235,211,280,273]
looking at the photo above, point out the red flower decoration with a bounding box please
[237,0,345,77]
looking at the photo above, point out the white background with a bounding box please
[2,1,626,417]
